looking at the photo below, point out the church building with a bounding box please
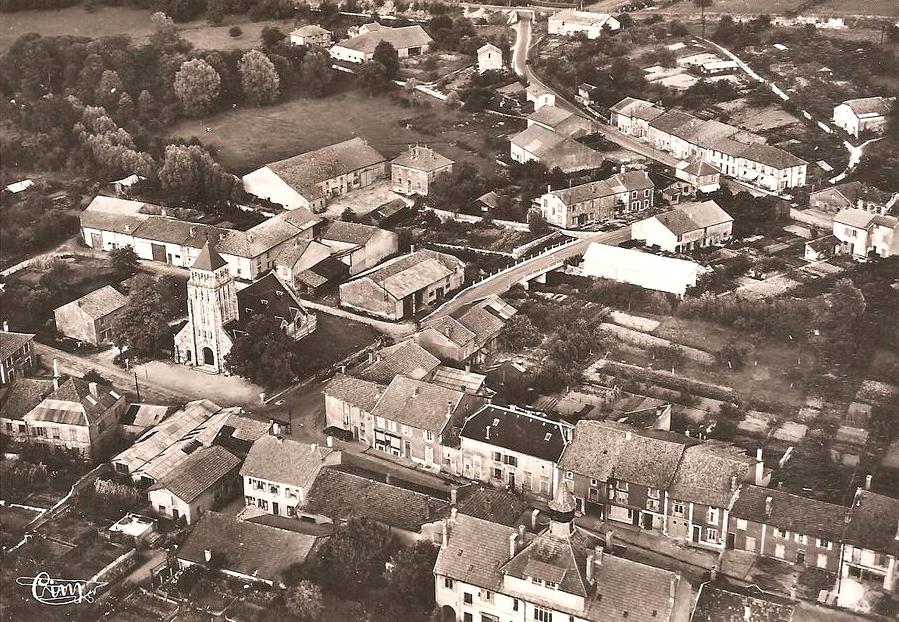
[174,242,316,374]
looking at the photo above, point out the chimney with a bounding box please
[447,400,454,415]
[451,507,458,520]
[2,320,8,332]
[270,419,280,436]
[89,382,98,396]
[865,474,872,490]
[450,487,457,505]
[605,530,614,550]
[190,226,196,237]
[586,550,595,584]
[311,443,318,453]
[509,532,518,558]
[894,519,899,541]
[52,359,60,390]
[441,519,449,548]
[204,549,212,563]
[385,473,391,485]
[710,565,718,581]
[595,544,604,565]
[326,435,334,448]
[412,386,419,397]
[730,475,739,492]
[518,524,525,540]
[276,436,283,444]
[485,425,491,440]
[743,605,752,622]
[755,448,764,485]
[765,496,773,516]
[625,430,632,440]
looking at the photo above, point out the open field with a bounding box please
[0,5,297,53]
[168,88,512,173]
[290,313,380,380]
[650,0,898,16]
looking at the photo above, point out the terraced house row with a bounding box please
[611,97,808,193]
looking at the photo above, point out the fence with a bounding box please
[429,207,531,232]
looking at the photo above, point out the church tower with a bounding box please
[178,241,238,373]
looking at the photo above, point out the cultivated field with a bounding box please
[653,0,898,16]
[168,88,514,173]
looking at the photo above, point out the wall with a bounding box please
[461,437,556,499]
[54,304,99,345]
[339,278,403,320]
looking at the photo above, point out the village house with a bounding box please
[273,238,334,290]
[147,445,241,524]
[832,96,894,138]
[53,285,127,346]
[0,328,36,384]
[390,145,453,196]
[241,435,340,518]
[809,181,897,215]
[0,377,56,442]
[358,340,441,385]
[538,170,655,228]
[369,376,483,471]
[581,244,702,297]
[477,43,503,74]
[558,420,691,531]
[329,24,433,63]
[734,143,808,192]
[289,24,331,47]
[415,295,516,366]
[242,138,387,212]
[832,208,899,259]
[460,404,573,500]
[690,583,797,622]
[509,125,604,173]
[526,84,555,111]
[665,443,761,550]
[434,484,686,622]
[632,200,733,253]
[319,220,398,276]
[177,511,320,586]
[338,248,465,320]
[301,465,448,545]
[174,244,316,374]
[728,485,846,572]
[804,234,839,262]
[611,97,664,138]
[22,376,125,461]
[841,488,899,592]
[674,157,721,193]
[81,195,321,281]
[323,373,385,442]
[548,9,621,39]
[111,399,271,485]
[526,106,595,138]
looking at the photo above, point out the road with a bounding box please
[511,12,531,78]
[428,227,631,320]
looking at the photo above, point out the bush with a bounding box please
[229,26,243,37]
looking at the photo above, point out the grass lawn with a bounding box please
[56,538,127,578]
[291,312,380,380]
[0,505,41,544]
[167,87,510,174]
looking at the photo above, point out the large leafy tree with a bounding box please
[224,314,298,387]
[285,580,324,621]
[300,46,334,97]
[310,517,397,595]
[108,246,139,279]
[157,144,240,204]
[384,541,439,608]
[356,60,390,95]
[112,275,184,358]
[239,49,280,105]
[173,58,221,116]
[372,40,399,80]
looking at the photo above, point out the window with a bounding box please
[590,478,599,487]
[464,614,473,622]
[443,577,454,589]
[736,518,747,530]
[269,484,280,495]
[774,528,789,539]
[493,451,502,462]
[616,480,629,492]
[33,427,46,437]
[244,496,255,505]
[257,499,269,510]
[706,528,719,542]
[648,487,660,499]
[483,590,491,602]
[513,599,519,612]
[4,422,11,432]
[817,538,832,550]
[644,189,651,197]
[503,455,518,467]
[544,581,557,589]
[796,533,808,545]
[672,502,685,517]
[376,416,385,428]
[707,508,720,525]
[565,471,573,481]
[425,430,434,442]
[535,606,553,622]
[493,467,502,479]
[463,592,473,604]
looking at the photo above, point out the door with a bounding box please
[745,536,756,553]
[172,508,180,521]
[272,502,279,516]
[817,553,828,569]
[641,512,654,530]
[91,233,102,248]
[353,426,359,441]
[507,471,515,490]
[404,440,411,458]
[202,347,215,366]
[796,550,805,565]
[151,243,166,262]
[726,532,736,549]
[691,525,702,542]
[775,544,785,559]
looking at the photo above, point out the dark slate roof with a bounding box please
[730,485,847,541]
[460,404,571,463]
[691,583,795,622]
[240,435,335,489]
[649,110,697,134]
[178,511,318,583]
[0,377,55,421]
[321,220,382,246]
[391,145,453,172]
[234,273,311,330]
[359,340,441,385]
[24,378,121,426]
[588,554,678,622]
[304,466,448,531]
[370,376,465,432]
[668,442,756,508]
[59,286,126,320]
[433,513,517,590]
[0,331,34,361]
[323,373,384,412]
[655,208,702,236]
[737,143,806,170]
[193,241,228,271]
[502,527,598,597]
[336,24,433,54]
[151,445,240,503]
[455,485,529,527]
[844,490,899,556]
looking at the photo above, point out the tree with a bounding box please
[158,144,240,204]
[97,70,123,108]
[239,50,280,105]
[372,40,400,80]
[39,260,72,301]
[693,0,713,39]
[174,58,222,116]
[501,315,542,350]
[225,314,298,387]
[356,60,390,95]
[300,46,334,97]
[285,581,324,621]
[384,542,439,608]
[528,209,549,235]
[112,274,184,358]
[109,246,139,278]
[149,12,185,52]
[206,0,226,25]
[716,342,749,371]
[312,517,397,594]
[261,26,286,48]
